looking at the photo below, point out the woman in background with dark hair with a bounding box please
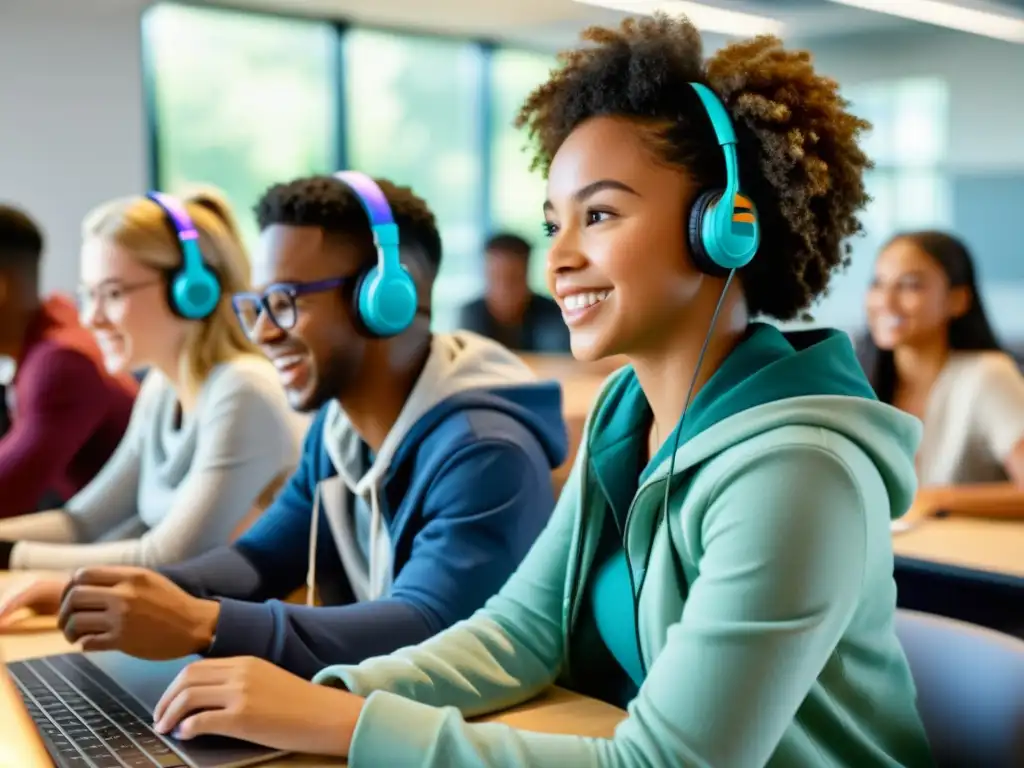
[864,230,1024,518]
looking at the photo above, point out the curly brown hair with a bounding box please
[515,13,872,321]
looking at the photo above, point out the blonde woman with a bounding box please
[0,190,306,624]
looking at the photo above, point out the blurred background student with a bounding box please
[0,190,306,625]
[862,231,1024,518]
[458,232,570,353]
[0,204,137,518]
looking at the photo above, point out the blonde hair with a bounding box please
[82,187,258,396]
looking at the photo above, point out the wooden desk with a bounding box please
[0,573,626,767]
[892,517,1024,579]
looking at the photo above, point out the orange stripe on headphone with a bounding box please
[732,212,756,224]
[734,194,752,208]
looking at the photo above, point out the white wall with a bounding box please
[0,0,148,294]
[801,26,1024,343]
[809,27,1024,173]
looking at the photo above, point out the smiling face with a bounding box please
[79,236,186,375]
[248,224,368,412]
[543,116,707,362]
[866,236,969,351]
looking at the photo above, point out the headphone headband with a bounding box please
[333,171,396,230]
[146,191,221,319]
[689,83,737,146]
[685,83,760,273]
[147,191,199,242]
[331,171,417,337]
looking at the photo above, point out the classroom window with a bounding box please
[341,28,486,331]
[145,3,337,248]
[488,48,557,294]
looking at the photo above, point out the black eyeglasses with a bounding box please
[232,275,354,338]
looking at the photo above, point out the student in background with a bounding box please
[52,174,566,680]
[862,230,1024,518]
[458,232,570,352]
[132,17,933,767]
[0,190,305,622]
[0,204,137,518]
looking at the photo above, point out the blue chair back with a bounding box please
[896,609,1024,767]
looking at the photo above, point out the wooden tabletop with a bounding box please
[0,573,626,767]
[891,516,1024,579]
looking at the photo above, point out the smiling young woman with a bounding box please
[863,230,1024,520]
[139,14,936,767]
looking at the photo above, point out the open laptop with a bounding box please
[1,650,286,768]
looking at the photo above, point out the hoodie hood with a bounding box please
[322,331,567,490]
[314,331,567,602]
[589,323,921,521]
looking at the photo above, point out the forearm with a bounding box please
[916,483,1024,519]
[8,536,150,571]
[207,597,436,680]
[0,510,77,543]
[345,692,616,768]
[158,546,270,601]
[315,607,560,718]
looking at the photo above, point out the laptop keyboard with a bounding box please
[9,654,187,768]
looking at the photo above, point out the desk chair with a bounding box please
[896,608,1024,767]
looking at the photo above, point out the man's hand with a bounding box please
[58,567,220,659]
[153,656,361,757]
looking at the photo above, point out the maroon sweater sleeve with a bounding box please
[0,344,110,518]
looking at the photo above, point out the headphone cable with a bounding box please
[634,269,735,678]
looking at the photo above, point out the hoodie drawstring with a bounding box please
[306,485,320,607]
[368,486,383,600]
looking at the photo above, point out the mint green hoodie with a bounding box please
[315,324,935,767]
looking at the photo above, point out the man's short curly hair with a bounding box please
[515,13,872,321]
[255,176,442,275]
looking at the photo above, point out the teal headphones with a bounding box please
[686,82,761,276]
[333,171,418,338]
[147,192,222,320]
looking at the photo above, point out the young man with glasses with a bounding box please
[0,205,137,519]
[56,176,568,679]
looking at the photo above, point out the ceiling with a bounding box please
[193,0,1024,49]
[196,0,915,48]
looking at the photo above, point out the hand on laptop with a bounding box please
[0,575,68,629]
[152,656,360,757]
[58,566,220,659]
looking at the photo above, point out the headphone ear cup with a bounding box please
[355,263,418,339]
[169,267,221,320]
[350,265,379,337]
[687,191,729,277]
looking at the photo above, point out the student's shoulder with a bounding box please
[17,337,104,386]
[200,355,290,410]
[416,400,557,481]
[946,354,1019,393]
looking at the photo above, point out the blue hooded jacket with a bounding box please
[161,332,568,678]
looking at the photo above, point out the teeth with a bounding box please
[274,355,304,370]
[878,316,904,330]
[564,290,611,311]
